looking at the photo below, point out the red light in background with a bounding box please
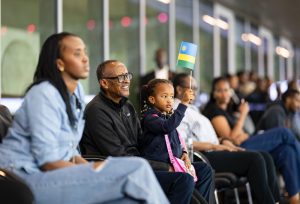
[1,26,8,36]
[121,16,132,27]
[109,20,113,29]
[144,17,148,25]
[86,19,96,31]
[27,24,36,33]
[157,12,168,23]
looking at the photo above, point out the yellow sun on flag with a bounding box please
[182,46,187,51]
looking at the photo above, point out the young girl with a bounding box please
[139,79,213,203]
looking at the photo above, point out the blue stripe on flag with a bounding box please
[179,42,197,57]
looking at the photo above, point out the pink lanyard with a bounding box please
[164,130,187,163]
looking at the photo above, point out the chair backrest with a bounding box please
[0,105,12,142]
[0,168,34,204]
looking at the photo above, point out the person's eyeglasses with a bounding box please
[102,72,133,83]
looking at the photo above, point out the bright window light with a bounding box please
[276,46,292,58]
[202,15,229,30]
[241,33,262,46]
[216,19,229,30]
[157,0,170,4]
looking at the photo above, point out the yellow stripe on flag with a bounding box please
[178,53,196,64]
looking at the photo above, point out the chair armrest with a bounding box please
[215,177,232,190]
[146,159,170,171]
[0,168,34,203]
[215,172,238,184]
[193,151,211,165]
[82,155,107,161]
[192,189,208,204]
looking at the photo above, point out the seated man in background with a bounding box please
[80,60,210,204]
[173,73,280,204]
[256,89,300,140]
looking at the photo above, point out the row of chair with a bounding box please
[0,104,253,204]
[0,153,253,204]
[194,151,253,204]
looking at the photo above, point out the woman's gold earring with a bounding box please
[60,67,64,72]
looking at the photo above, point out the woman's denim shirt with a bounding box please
[0,81,85,174]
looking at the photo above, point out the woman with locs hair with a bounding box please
[203,76,300,204]
[0,32,169,204]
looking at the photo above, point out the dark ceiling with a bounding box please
[212,0,300,46]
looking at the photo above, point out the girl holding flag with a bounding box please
[139,78,214,204]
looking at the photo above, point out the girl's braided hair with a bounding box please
[140,78,173,117]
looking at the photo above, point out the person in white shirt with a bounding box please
[173,73,280,204]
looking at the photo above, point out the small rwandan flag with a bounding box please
[177,41,198,70]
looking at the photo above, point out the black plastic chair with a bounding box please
[214,172,252,204]
[193,151,253,204]
[0,168,34,204]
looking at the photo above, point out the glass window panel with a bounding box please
[220,17,229,76]
[273,37,280,81]
[109,0,139,107]
[294,48,300,78]
[284,58,288,80]
[63,0,103,95]
[199,0,214,92]
[146,0,169,73]
[175,0,193,74]
[235,17,245,72]
[1,0,55,97]
[263,37,269,77]
[250,24,259,74]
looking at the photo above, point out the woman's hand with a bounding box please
[222,139,245,151]
[93,161,105,170]
[181,152,191,169]
[71,156,88,164]
[213,144,238,152]
[41,156,89,171]
[234,133,249,145]
[41,160,76,171]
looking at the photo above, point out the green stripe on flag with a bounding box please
[177,60,195,70]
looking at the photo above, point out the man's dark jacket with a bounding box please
[256,102,290,131]
[80,92,141,156]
